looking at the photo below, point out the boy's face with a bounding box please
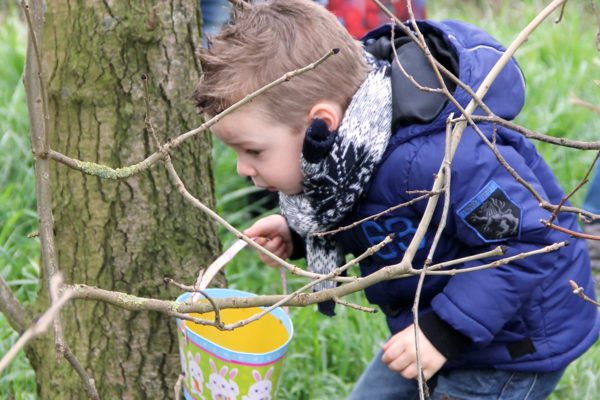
[212,106,306,195]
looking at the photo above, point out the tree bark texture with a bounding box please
[27,1,220,398]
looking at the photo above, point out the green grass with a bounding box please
[1,1,600,399]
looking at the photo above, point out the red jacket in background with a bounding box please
[327,0,426,38]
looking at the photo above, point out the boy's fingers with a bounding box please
[253,237,268,246]
[273,243,288,259]
[399,364,418,380]
[385,351,411,372]
[265,236,283,250]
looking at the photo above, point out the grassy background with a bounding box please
[1,0,599,398]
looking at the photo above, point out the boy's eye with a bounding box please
[245,149,262,156]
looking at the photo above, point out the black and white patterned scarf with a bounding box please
[279,55,392,312]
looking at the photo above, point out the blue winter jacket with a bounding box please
[336,21,600,372]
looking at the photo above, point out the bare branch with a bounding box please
[47,49,340,180]
[425,246,506,272]
[221,235,393,331]
[0,276,73,374]
[23,3,99,396]
[333,297,377,313]
[465,115,600,150]
[569,280,600,307]
[381,0,571,274]
[163,152,354,282]
[312,193,436,237]
[61,346,99,400]
[0,275,30,334]
[542,221,600,240]
[174,373,185,400]
[424,241,567,275]
[547,151,600,225]
[424,115,455,265]
[571,95,600,115]
[22,0,66,359]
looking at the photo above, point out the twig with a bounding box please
[333,296,377,313]
[21,0,49,155]
[61,346,99,400]
[312,193,435,237]
[174,373,185,400]
[168,310,224,329]
[163,152,354,282]
[22,3,100,397]
[66,240,403,316]
[162,236,392,330]
[64,238,556,327]
[412,117,454,399]
[141,77,227,331]
[380,0,495,125]
[0,275,31,334]
[188,290,223,329]
[141,73,162,150]
[542,221,600,240]
[571,95,600,115]
[465,115,600,150]
[389,25,443,94]
[554,0,568,23]
[396,6,439,398]
[220,235,393,331]
[47,49,340,180]
[380,0,572,274]
[569,280,600,307]
[547,151,600,225]
[22,0,67,363]
[0,276,73,374]
[425,246,506,272]
[422,94,600,228]
[424,242,567,275]
[163,277,196,291]
[424,115,454,266]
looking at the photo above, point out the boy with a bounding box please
[194,0,600,398]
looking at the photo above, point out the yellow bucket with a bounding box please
[176,289,293,400]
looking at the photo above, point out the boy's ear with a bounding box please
[308,101,342,131]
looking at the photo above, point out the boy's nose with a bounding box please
[236,159,256,177]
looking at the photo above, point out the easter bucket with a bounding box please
[176,289,293,400]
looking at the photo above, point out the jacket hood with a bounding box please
[363,20,526,145]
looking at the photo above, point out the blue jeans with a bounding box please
[348,350,564,400]
[199,0,231,47]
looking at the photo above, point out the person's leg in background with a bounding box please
[200,0,232,48]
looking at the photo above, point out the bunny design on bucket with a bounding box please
[242,367,274,400]
[187,351,205,399]
[207,358,239,400]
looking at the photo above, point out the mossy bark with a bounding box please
[27,1,220,398]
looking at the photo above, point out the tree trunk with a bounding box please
[26,1,220,398]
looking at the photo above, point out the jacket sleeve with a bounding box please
[406,127,573,346]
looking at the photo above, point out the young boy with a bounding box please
[194,0,600,398]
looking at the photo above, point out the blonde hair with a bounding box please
[194,0,370,131]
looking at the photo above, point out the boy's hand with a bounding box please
[244,215,294,266]
[381,324,447,381]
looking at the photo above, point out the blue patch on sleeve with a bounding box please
[457,181,522,242]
